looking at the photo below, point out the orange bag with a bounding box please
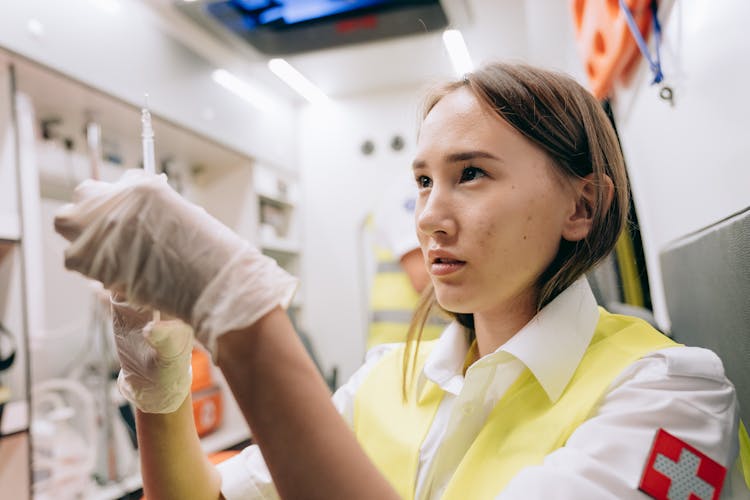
[191,348,223,436]
[571,0,653,99]
[192,384,223,437]
[191,347,213,393]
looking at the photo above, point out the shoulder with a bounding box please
[603,346,738,450]
[330,343,404,426]
[614,345,732,390]
[331,342,403,416]
[551,346,738,494]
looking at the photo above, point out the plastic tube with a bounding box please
[141,95,155,176]
[140,95,161,322]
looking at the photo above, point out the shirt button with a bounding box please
[462,403,476,415]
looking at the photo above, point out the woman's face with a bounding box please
[413,87,577,316]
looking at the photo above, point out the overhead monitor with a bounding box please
[177,0,449,55]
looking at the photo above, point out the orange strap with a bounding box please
[570,0,653,99]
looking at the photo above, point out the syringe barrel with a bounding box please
[141,107,156,175]
[142,139,155,175]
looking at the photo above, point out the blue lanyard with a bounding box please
[619,0,664,85]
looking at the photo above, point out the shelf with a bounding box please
[0,214,20,242]
[253,166,298,207]
[258,192,294,209]
[15,58,251,175]
[261,241,300,255]
[0,239,16,264]
[90,472,143,500]
[0,399,28,436]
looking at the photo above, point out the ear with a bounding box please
[561,173,614,242]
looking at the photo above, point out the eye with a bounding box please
[416,175,432,189]
[459,166,487,183]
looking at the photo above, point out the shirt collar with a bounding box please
[500,277,599,402]
[422,277,600,402]
[421,321,470,395]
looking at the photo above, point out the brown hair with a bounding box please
[402,62,629,396]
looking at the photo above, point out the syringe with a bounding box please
[140,94,160,322]
[141,94,156,176]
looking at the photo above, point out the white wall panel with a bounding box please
[613,0,750,330]
[298,89,422,382]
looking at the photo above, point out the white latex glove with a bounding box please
[54,169,298,358]
[111,295,193,414]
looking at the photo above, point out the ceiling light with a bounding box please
[26,19,45,38]
[211,69,276,112]
[87,0,121,14]
[442,29,473,77]
[268,59,330,105]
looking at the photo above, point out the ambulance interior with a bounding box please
[0,1,747,498]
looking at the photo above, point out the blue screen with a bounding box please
[207,0,433,31]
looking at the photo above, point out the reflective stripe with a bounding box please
[377,261,403,273]
[370,273,419,310]
[372,310,444,326]
[369,244,445,349]
[740,420,750,489]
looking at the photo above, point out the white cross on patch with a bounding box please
[653,448,715,500]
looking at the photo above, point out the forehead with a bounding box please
[421,88,487,133]
[416,87,516,157]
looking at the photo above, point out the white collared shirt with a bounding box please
[218,278,743,499]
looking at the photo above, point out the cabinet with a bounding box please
[253,165,304,327]
[1,50,299,499]
[0,58,31,500]
[255,166,301,268]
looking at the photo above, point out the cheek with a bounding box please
[482,196,560,259]
[469,211,512,261]
[519,198,567,256]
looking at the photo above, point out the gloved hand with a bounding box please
[54,170,298,358]
[111,294,193,414]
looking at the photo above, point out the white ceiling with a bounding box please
[145,0,580,103]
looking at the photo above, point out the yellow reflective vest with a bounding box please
[354,309,681,499]
[367,246,444,350]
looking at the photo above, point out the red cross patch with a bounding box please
[639,428,726,500]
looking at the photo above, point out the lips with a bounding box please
[428,250,466,276]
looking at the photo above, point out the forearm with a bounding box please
[136,395,222,500]
[216,307,398,500]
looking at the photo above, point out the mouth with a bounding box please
[430,256,467,276]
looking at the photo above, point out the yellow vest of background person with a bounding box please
[367,246,444,350]
[354,309,680,498]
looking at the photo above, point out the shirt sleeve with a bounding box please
[217,344,398,499]
[497,346,740,500]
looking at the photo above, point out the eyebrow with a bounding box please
[412,150,502,170]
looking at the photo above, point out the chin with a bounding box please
[434,287,475,314]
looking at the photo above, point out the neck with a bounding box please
[472,289,538,358]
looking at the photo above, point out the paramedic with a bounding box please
[54,62,745,499]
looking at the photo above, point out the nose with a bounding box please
[416,186,457,239]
